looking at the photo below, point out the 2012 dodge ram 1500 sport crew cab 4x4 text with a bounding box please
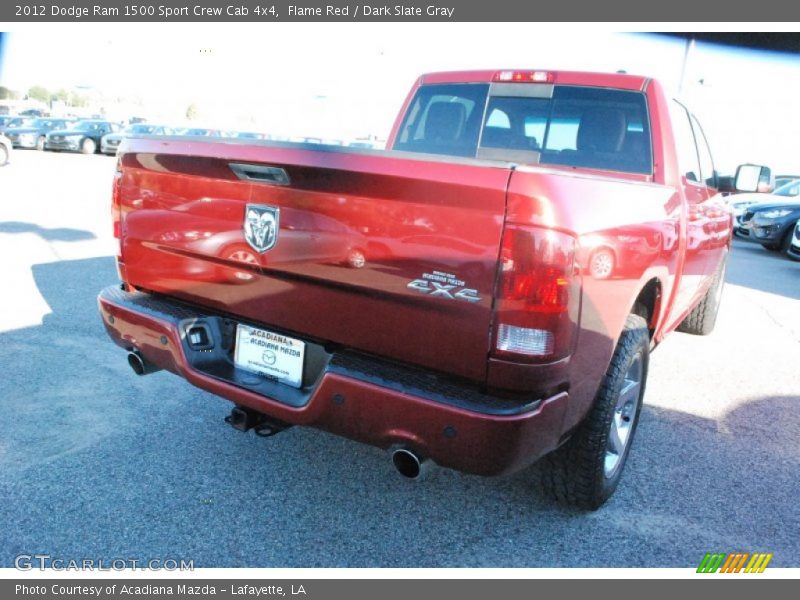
[98,70,737,508]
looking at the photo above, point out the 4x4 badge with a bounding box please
[244,204,280,253]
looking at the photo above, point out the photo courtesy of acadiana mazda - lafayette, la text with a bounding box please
[97,69,752,509]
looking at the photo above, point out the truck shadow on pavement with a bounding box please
[0,221,97,242]
[0,256,796,568]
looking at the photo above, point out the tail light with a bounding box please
[112,156,126,285]
[112,156,122,240]
[492,225,579,362]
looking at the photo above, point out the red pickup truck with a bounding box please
[98,70,736,508]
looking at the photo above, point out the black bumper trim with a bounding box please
[99,285,541,417]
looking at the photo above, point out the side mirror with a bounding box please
[735,164,773,193]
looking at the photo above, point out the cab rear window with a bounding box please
[392,83,652,175]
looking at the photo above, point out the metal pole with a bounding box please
[678,37,695,96]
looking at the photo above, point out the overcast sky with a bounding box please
[1,25,799,174]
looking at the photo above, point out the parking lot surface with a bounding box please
[0,150,798,567]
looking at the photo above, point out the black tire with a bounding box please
[778,229,794,256]
[540,314,649,510]
[762,229,793,252]
[677,254,727,335]
[80,137,96,154]
[787,226,800,261]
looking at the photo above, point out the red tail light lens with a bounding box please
[492,225,578,362]
[112,157,122,239]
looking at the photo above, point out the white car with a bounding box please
[787,219,800,261]
[0,134,11,166]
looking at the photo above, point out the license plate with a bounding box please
[233,324,305,388]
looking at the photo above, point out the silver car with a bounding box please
[101,123,174,155]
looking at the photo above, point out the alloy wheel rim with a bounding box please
[604,351,643,478]
[591,252,613,278]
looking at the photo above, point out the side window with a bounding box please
[393,83,489,158]
[481,96,549,152]
[524,116,546,145]
[690,114,715,188]
[543,117,580,151]
[485,108,510,129]
[669,100,702,183]
[781,181,800,197]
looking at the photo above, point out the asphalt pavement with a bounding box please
[0,150,798,568]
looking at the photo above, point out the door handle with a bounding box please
[229,163,290,186]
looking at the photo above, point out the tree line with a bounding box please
[0,85,90,107]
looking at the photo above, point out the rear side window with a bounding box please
[485,87,652,174]
[393,84,489,158]
[669,100,703,183]
[393,83,652,174]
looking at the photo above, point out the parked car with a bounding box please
[98,69,741,509]
[3,117,76,150]
[0,134,11,166]
[787,219,800,261]
[347,140,382,149]
[746,201,800,254]
[179,127,224,138]
[101,123,173,155]
[729,195,763,230]
[45,120,122,154]
[774,174,800,189]
[232,131,268,140]
[0,116,34,134]
[736,179,800,253]
[18,108,50,117]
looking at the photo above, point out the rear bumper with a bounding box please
[8,137,36,148]
[97,285,569,476]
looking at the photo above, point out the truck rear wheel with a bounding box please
[540,314,649,509]
[676,254,726,336]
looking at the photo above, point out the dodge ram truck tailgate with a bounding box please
[116,138,511,382]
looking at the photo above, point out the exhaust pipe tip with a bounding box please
[127,351,146,376]
[391,448,428,480]
[127,350,160,376]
